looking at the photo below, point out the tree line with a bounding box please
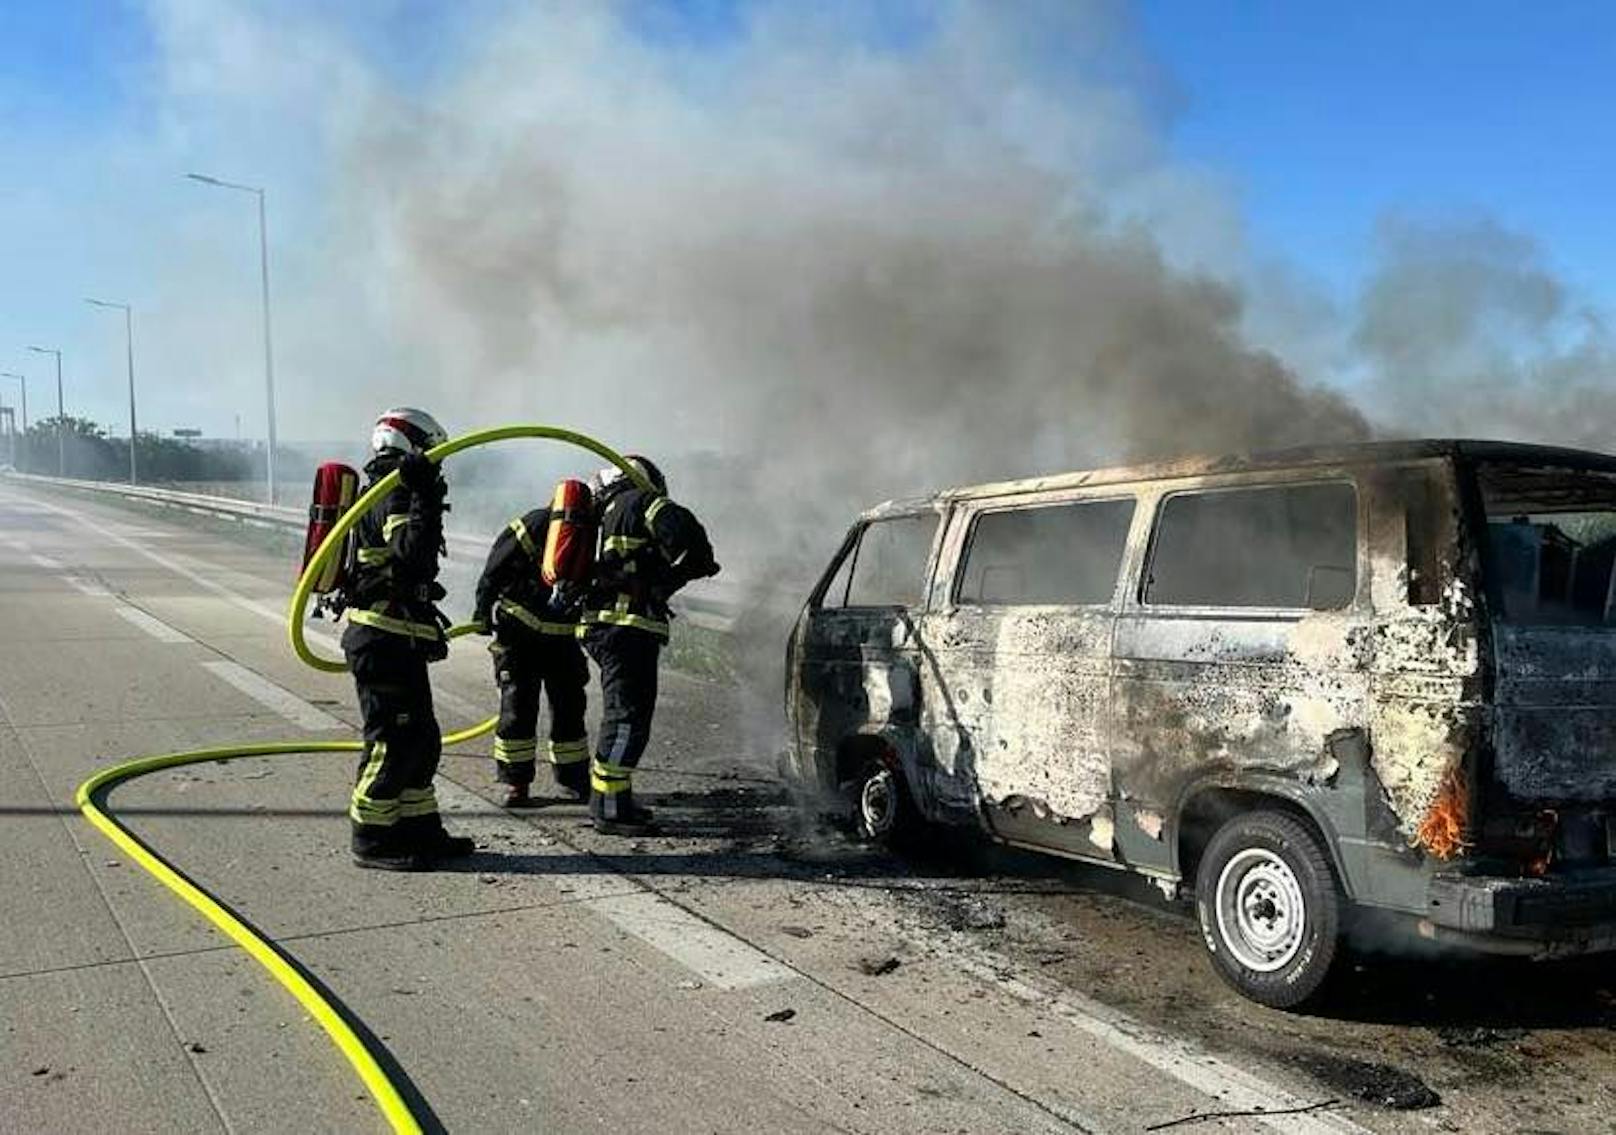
[3,416,257,482]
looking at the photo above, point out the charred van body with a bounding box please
[783,440,1616,1008]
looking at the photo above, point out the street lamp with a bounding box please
[187,171,279,503]
[0,372,23,472]
[0,372,24,430]
[26,347,64,477]
[86,299,138,485]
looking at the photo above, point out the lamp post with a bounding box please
[0,372,24,430]
[26,347,64,476]
[187,172,278,503]
[86,299,138,485]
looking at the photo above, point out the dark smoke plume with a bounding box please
[341,3,1368,579]
[1355,215,1616,449]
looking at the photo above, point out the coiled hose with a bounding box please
[75,425,651,1133]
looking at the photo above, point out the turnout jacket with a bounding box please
[342,455,448,653]
[585,486,718,641]
[474,508,578,638]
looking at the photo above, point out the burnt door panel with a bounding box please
[1113,480,1369,855]
[921,496,1134,857]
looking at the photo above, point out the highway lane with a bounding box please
[3,479,1609,1133]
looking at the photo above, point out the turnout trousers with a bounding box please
[582,624,663,822]
[490,626,589,792]
[344,634,446,856]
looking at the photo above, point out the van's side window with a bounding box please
[829,515,938,609]
[1145,482,1357,609]
[956,499,1134,606]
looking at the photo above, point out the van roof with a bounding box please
[864,439,1616,517]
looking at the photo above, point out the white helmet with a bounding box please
[371,407,447,457]
[590,455,666,496]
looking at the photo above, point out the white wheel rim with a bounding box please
[1215,847,1306,973]
[861,769,895,835]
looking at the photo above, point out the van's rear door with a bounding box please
[1475,461,1616,815]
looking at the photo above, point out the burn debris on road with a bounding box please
[857,955,901,976]
[1436,1025,1529,1048]
[763,1008,796,1023]
[1289,1053,1441,1110]
[935,895,1007,932]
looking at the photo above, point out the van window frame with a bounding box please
[1136,475,1365,616]
[949,493,1138,610]
[810,509,944,612]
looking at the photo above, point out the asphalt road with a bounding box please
[1,480,1611,1134]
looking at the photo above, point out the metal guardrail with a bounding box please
[5,472,742,632]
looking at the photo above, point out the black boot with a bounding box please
[352,826,429,871]
[397,815,476,860]
[422,829,477,858]
[590,790,656,836]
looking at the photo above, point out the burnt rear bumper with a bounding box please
[1423,868,1616,956]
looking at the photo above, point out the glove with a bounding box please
[398,452,441,494]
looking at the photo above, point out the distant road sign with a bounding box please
[173,428,203,438]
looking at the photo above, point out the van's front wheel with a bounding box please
[1194,810,1342,1010]
[853,757,920,849]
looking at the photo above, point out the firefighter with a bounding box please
[473,497,591,807]
[342,407,474,870]
[582,455,719,835]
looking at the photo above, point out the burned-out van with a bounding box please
[784,441,1616,1007]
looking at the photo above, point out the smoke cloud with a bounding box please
[325,2,1368,574]
[1355,214,1616,449]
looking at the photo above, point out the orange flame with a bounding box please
[1416,768,1470,860]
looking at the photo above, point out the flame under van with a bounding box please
[783,440,1616,1007]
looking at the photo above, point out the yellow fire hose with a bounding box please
[74,426,652,1134]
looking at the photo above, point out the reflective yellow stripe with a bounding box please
[397,787,439,818]
[381,512,411,540]
[349,606,442,640]
[581,592,669,637]
[351,742,406,826]
[509,517,541,561]
[354,742,387,799]
[494,599,576,636]
[349,799,402,825]
[547,739,589,766]
[603,535,648,555]
[591,757,632,795]
[645,497,669,525]
[356,547,391,565]
[493,737,538,764]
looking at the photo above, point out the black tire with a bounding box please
[851,756,922,849]
[1194,809,1343,1010]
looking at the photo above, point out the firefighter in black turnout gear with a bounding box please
[474,504,590,808]
[341,407,474,870]
[583,456,719,835]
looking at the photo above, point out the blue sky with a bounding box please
[0,1,1611,439]
[1137,0,1616,303]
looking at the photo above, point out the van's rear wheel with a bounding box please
[853,757,920,849]
[1194,810,1342,1010]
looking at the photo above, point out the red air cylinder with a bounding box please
[542,479,596,586]
[301,462,360,594]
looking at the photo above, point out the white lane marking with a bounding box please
[17,494,346,653]
[116,606,195,644]
[201,660,346,731]
[586,890,796,990]
[945,951,1369,1134]
[17,494,495,723]
[28,551,115,597]
[432,779,793,990]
